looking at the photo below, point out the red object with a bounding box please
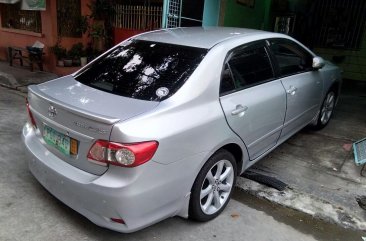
[87,140,158,167]
[110,218,125,224]
[26,98,37,128]
[113,28,145,45]
[342,143,352,152]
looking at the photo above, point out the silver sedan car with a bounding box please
[22,27,341,232]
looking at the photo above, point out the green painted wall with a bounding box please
[223,0,271,30]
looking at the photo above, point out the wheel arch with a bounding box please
[220,143,244,176]
[187,142,245,221]
[325,81,341,107]
[189,141,246,193]
[329,81,340,96]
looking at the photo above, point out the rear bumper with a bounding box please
[22,123,204,233]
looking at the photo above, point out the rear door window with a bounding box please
[220,64,236,94]
[75,40,207,101]
[223,44,274,92]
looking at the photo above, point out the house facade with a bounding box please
[0,0,365,81]
[0,0,92,75]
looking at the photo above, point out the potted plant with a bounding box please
[89,23,105,51]
[85,42,94,63]
[50,43,66,67]
[80,47,88,67]
[68,43,84,66]
[63,51,73,67]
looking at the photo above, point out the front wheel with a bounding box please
[313,90,336,130]
[189,150,237,222]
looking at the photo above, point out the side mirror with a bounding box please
[312,56,325,70]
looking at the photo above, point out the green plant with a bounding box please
[88,0,115,49]
[68,43,84,59]
[80,47,87,57]
[50,43,67,60]
[89,23,105,39]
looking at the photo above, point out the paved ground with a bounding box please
[0,86,364,241]
[0,61,57,92]
[1,62,366,238]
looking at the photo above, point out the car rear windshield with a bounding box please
[74,40,207,101]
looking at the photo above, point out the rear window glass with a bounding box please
[74,40,207,101]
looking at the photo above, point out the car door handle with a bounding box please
[286,86,297,95]
[231,105,248,116]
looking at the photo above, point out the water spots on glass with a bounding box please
[157,56,174,72]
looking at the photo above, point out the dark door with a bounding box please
[165,0,204,27]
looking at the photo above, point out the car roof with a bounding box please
[134,27,273,49]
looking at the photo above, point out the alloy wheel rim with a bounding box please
[320,92,335,125]
[200,159,234,215]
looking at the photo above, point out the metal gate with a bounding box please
[165,0,181,28]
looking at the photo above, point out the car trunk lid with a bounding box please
[27,76,159,175]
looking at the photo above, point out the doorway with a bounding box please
[165,0,204,27]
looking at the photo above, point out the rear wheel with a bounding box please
[189,150,237,221]
[314,90,336,130]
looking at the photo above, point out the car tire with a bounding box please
[313,89,337,130]
[189,149,237,222]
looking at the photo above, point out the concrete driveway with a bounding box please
[3,86,365,241]
[0,62,365,238]
[241,79,366,230]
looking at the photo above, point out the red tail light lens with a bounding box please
[110,218,125,224]
[87,140,158,167]
[26,98,37,128]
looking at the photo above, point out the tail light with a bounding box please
[26,98,37,128]
[87,140,158,167]
[110,218,125,224]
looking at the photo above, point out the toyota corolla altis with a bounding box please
[22,27,341,233]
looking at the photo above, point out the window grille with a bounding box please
[312,0,366,50]
[57,0,82,37]
[114,5,162,30]
[0,3,42,33]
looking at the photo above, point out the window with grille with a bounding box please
[113,0,163,30]
[312,0,366,50]
[0,3,42,33]
[57,0,82,37]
